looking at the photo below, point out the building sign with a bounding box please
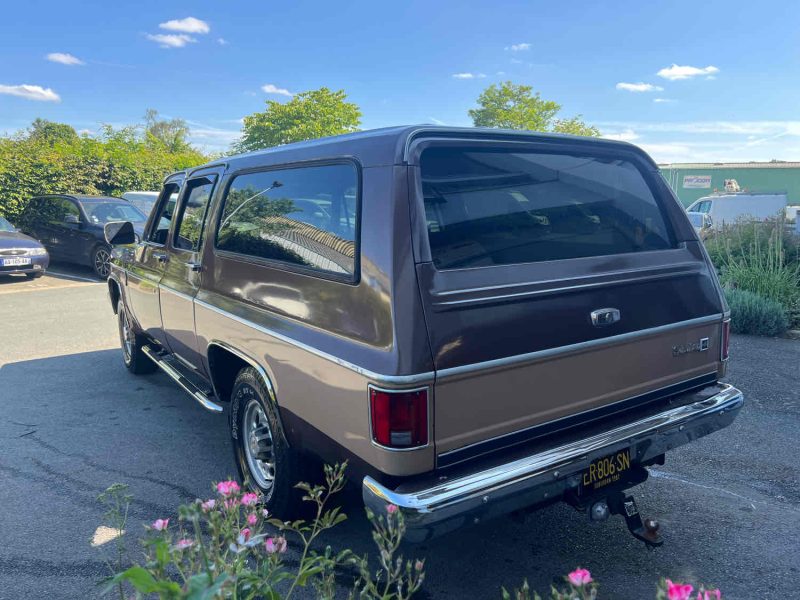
[683,175,712,189]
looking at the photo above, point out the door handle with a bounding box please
[186,261,203,272]
[153,252,169,264]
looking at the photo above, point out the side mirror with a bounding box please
[105,221,136,245]
[64,214,80,225]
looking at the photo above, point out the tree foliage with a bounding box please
[469,81,599,137]
[144,109,192,153]
[0,119,206,221]
[235,87,361,153]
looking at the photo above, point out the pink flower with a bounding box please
[150,518,169,531]
[241,492,259,506]
[386,504,398,515]
[261,508,270,518]
[247,513,258,526]
[216,480,240,496]
[666,580,695,600]
[200,499,216,512]
[697,591,721,600]
[567,568,593,587]
[265,536,287,554]
[224,498,239,510]
[240,528,251,542]
[175,539,194,550]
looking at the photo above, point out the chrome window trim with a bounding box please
[194,298,721,387]
[367,384,432,452]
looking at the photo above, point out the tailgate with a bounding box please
[411,142,726,464]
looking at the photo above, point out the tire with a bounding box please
[117,300,156,374]
[230,367,310,518]
[26,272,43,279]
[92,244,113,279]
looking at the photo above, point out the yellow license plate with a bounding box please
[581,449,632,493]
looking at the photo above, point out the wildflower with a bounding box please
[216,480,240,496]
[567,568,593,587]
[265,536,287,554]
[666,579,694,600]
[386,504,398,515]
[247,513,258,526]
[224,498,239,510]
[174,539,194,550]
[241,492,259,506]
[697,591,722,600]
[261,508,269,518]
[415,560,424,572]
[200,499,216,512]
[238,528,252,544]
[150,518,169,531]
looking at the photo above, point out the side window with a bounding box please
[45,197,80,225]
[216,163,358,279]
[147,183,181,245]
[172,177,215,251]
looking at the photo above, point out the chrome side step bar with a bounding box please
[141,345,223,413]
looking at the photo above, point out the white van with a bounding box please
[121,191,160,216]
[686,192,787,228]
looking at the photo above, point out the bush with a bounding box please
[707,217,800,327]
[725,288,789,336]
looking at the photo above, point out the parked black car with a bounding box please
[0,215,49,278]
[17,194,146,278]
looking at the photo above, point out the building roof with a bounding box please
[659,161,800,169]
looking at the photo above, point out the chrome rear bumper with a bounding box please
[363,383,743,542]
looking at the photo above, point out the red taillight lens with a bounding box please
[370,387,428,448]
[721,319,730,361]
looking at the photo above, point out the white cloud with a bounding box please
[657,64,719,81]
[505,43,531,52]
[217,38,228,45]
[596,120,800,136]
[653,98,675,103]
[510,58,523,65]
[158,17,210,34]
[0,84,60,102]
[46,52,84,66]
[261,83,293,97]
[146,33,196,48]
[616,82,663,93]
[452,72,486,79]
[602,129,639,142]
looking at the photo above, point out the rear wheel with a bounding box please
[92,244,112,279]
[117,300,156,374]
[230,367,310,518]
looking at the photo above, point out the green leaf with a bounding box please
[186,572,229,600]
[108,566,158,594]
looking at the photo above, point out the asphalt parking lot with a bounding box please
[1,272,798,600]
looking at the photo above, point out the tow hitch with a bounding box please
[602,491,663,549]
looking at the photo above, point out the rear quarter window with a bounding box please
[421,147,675,269]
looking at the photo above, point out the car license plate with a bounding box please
[2,257,31,267]
[580,449,632,494]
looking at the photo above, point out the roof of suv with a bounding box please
[35,194,125,202]
[189,125,651,176]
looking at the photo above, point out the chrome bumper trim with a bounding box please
[363,383,743,542]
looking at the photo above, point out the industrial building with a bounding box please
[659,161,800,207]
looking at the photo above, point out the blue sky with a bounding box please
[2,0,799,163]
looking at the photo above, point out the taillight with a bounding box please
[369,387,428,448]
[721,319,730,361]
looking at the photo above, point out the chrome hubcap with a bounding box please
[242,399,275,491]
[120,309,133,360]
[95,249,111,277]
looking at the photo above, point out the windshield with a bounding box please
[81,202,146,224]
[0,216,16,232]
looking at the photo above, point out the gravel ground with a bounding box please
[0,275,798,599]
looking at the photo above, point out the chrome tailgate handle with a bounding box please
[591,308,620,327]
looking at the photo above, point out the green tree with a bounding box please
[469,81,599,137]
[144,109,191,153]
[27,118,79,145]
[235,87,361,152]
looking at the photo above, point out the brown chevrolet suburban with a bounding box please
[105,126,743,545]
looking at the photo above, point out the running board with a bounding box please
[141,345,223,413]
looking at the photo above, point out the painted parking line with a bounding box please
[46,270,102,283]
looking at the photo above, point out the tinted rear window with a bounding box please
[421,147,674,269]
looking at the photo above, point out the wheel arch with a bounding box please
[206,341,289,446]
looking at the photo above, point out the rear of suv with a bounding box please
[106,126,742,546]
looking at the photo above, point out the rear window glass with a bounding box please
[421,147,674,269]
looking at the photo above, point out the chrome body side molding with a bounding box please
[363,383,743,542]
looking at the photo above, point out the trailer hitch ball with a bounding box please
[589,500,610,521]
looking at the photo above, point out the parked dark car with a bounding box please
[0,215,49,278]
[18,194,146,278]
[106,126,742,545]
